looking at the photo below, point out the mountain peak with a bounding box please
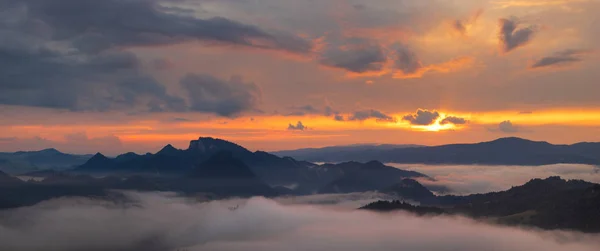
[489,137,549,145]
[187,137,251,155]
[157,144,179,155]
[40,148,61,154]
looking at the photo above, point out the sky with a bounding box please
[1,0,600,154]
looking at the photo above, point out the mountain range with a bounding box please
[4,137,599,176]
[362,176,600,233]
[1,136,600,233]
[71,137,427,194]
[0,148,92,174]
[274,137,600,165]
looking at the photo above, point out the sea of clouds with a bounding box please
[0,192,599,251]
[387,163,600,194]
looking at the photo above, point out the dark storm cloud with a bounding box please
[287,121,308,131]
[9,0,312,54]
[498,17,537,53]
[0,193,598,251]
[180,74,261,117]
[0,0,309,113]
[0,38,186,112]
[531,49,591,69]
[403,109,440,125]
[440,116,468,125]
[319,38,387,73]
[349,109,396,122]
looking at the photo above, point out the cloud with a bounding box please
[403,109,441,125]
[318,40,472,79]
[498,17,537,53]
[440,116,468,125]
[334,114,346,121]
[348,110,396,122]
[491,0,591,9]
[388,163,600,195]
[0,193,598,251]
[392,51,474,79]
[181,74,261,117]
[392,45,424,76]
[15,0,312,54]
[497,120,520,133]
[319,38,387,74]
[530,49,592,69]
[452,9,483,36]
[0,0,309,112]
[285,105,334,117]
[288,121,308,131]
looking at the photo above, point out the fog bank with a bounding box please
[387,163,600,194]
[0,192,599,251]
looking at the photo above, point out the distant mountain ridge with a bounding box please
[272,144,423,162]
[364,177,600,233]
[273,137,600,165]
[73,137,426,195]
[0,148,92,174]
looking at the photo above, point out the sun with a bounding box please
[410,113,461,132]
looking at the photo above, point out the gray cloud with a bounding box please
[334,114,345,121]
[287,121,308,131]
[403,109,440,125]
[531,49,591,69]
[498,120,519,133]
[285,105,321,116]
[498,18,537,53]
[0,193,598,251]
[319,38,387,73]
[0,0,308,113]
[181,74,261,117]
[440,116,468,125]
[393,45,423,75]
[349,109,396,122]
[12,0,312,54]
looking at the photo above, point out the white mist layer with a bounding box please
[0,192,599,251]
[386,163,600,194]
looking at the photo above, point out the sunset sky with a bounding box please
[1,0,599,154]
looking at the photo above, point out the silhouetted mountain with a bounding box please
[277,137,600,165]
[184,152,277,197]
[363,177,600,233]
[379,179,436,203]
[20,169,60,178]
[156,144,180,156]
[272,144,423,162]
[77,153,116,172]
[360,200,445,215]
[73,137,429,195]
[0,148,92,174]
[0,170,23,186]
[318,161,427,194]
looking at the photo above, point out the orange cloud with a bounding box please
[492,0,590,8]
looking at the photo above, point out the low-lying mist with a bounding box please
[0,192,598,251]
[387,163,600,194]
